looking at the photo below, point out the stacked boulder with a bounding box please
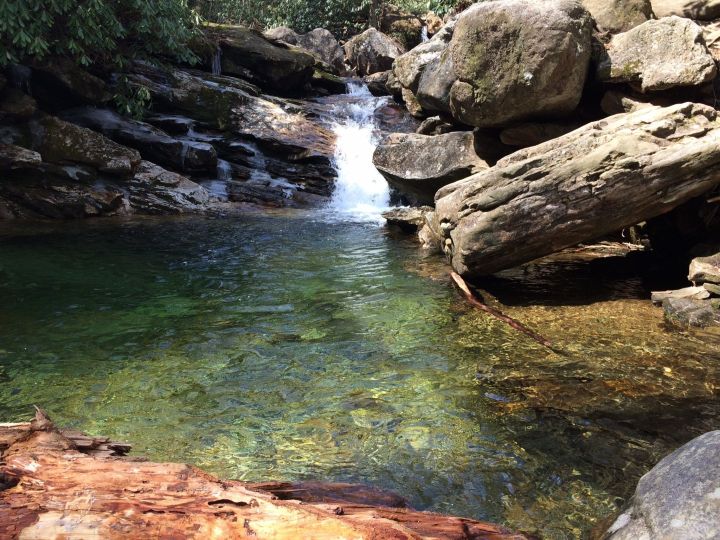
[654,252,720,327]
[374,0,720,296]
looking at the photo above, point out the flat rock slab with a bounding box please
[651,286,710,304]
[0,410,530,539]
[434,103,720,278]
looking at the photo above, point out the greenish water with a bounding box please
[1,213,719,538]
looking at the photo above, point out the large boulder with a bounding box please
[60,108,217,174]
[581,0,654,33]
[651,0,720,20]
[265,27,346,74]
[596,17,717,92]
[373,131,488,205]
[29,58,110,109]
[445,0,593,128]
[605,431,720,539]
[344,28,405,76]
[392,17,458,111]
[210,26,315,95]
[434,103,720,278]
[379,5,424,49]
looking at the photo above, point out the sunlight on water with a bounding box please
[1,215,719,538]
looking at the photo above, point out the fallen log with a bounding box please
[435,103,720,278]
[450,272,553,349]
[0,409,531,540]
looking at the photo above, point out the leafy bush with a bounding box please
[0,0,199,67]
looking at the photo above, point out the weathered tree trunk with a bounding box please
[434,103,720,278]
[0,410,530,539]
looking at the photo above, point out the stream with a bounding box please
[1,85,720,539]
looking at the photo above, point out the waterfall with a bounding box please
[211,47,222,76]
[326,81,390,222]
[420,26,429,43]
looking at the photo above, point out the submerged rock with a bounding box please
[373,131,488,205]
[596,17,717,92]
[434,103,720,278]
[605,430,720,539]
[663,297,720,327]
[344,28,405,76]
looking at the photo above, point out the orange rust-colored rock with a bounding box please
[0,410,530,539]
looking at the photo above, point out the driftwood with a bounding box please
[451,272,553,349]
[0,409,531,540]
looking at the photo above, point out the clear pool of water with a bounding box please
[1,213,718,538]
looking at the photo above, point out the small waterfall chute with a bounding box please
[211,46,222,76]
[326,81,391,222]
[420,26,429,43]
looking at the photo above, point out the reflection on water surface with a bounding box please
[1,214,718,538]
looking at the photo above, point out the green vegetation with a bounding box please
[195,0,464,38]
[0,0,199,67]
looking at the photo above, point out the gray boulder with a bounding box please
[446,0,593,128]
[434,103,720,278]
[344,28,405,76]
[596,17,717,92]
[605,430,720,539]
[689,252,720,284]
[651,0,720,20]
[663,298,720,328]
[265,27,346,74]
[373,131,488,205]
[581,0,654,33]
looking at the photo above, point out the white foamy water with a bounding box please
[327,82,391,222]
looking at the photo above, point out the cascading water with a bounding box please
[420,25,429,43]
[326,81,391,222]
[211,47,223,76]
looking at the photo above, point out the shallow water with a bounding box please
[1,214,719,538]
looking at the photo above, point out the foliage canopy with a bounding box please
[0,0,199,67]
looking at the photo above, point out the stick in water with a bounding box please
[450,271,553,349]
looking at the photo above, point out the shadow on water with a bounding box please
[1,215,719,539]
